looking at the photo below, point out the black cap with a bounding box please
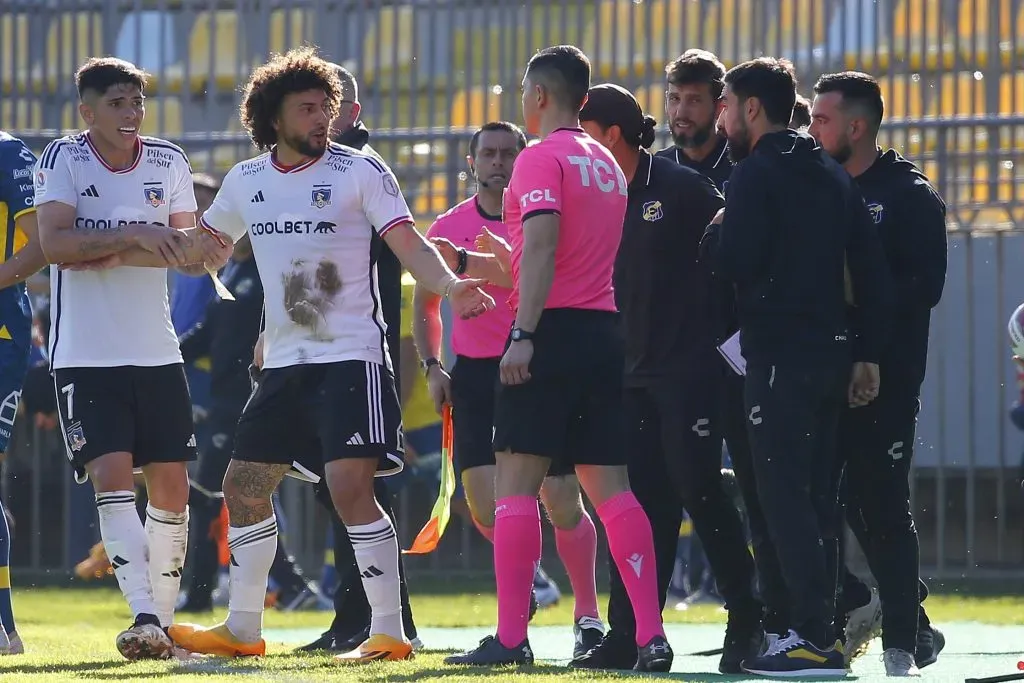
[579,83,657,149]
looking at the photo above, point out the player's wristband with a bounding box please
[455,248,468,275]
[443,277,457,299]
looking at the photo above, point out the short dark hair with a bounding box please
[665,49,726,99]
[526,45,591,111]
[241,46,342,151]
[469,121,528,158]
[724,57,797,127]
[791,94,811,128]
[813,71,884,130]
[75,57,147,99]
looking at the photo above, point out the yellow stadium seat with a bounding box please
[892,0,956,71]
[1,14,30,95]
[30,13,104,93]
[450,87,506,129]
[999,73,1024,115]
[766,0,829,55]
[0,98,43,131]
[966,162,1024,205]
[934,72,987,117]
[164,12,249,94]
[695,0,758,68]
[413,173,467,222]
[878,75,926,119]
[269,9,313,56]
[633,84,667,120]
[582,0,700,79]
[142,97,184,137]
[362,5,414,88]
[956,0,1015,68]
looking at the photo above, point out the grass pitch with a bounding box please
[0,586,1022,681]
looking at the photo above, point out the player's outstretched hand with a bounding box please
[447,278,495,319]
[848,361,880,407]
[59,253,123,271]
[475,227,512,274]
[429,237,460,271]
[500,339,533,385]
[133,223,188,266]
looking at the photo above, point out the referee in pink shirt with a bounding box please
[444,45,670,671]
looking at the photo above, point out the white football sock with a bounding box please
[224,515,277,643]
[145,504,188,628]
[347,515,404,640]
[95,491,156,618]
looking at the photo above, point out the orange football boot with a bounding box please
[167,623,266,658]
[334,634,413,664]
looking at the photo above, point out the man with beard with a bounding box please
[809,71,947,676]
[572,83,762,674]
[704,57,891,677]
[295,63,421,653]
[655,49,732,190]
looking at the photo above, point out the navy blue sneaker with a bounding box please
[444,635,534,666]
[741,630,847,678]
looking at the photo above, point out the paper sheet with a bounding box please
[717,330,746,376]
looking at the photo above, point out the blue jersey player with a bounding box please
[0,131,46,656]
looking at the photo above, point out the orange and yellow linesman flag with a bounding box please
[403,405,456,554]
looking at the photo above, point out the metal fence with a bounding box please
[1,0,1023,582]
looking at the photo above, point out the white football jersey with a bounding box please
[201,142,413,370]
[34,132,197,369]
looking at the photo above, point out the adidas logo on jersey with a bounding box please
[80,185,100,197]
[186,434,197,448]
[360,565,384,579]
[346,433,365,446]
[250,190,265,203]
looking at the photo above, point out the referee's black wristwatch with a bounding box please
[510,327,534,342]
[422,357,442,375]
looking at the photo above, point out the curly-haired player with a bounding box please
[166,47,495,663]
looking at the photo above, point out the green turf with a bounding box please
[0,587,1022,681]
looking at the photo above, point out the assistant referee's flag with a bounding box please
[403,405,456,555]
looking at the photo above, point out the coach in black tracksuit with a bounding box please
[656,97,793,642]
[705,61,892,670]
[574,85,762,675]
[810,73,947,668]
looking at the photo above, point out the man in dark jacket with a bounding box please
[810,71,947,676]
[296,64,419,652]
[705,57,892,678]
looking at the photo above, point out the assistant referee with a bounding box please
[573,84,763,674]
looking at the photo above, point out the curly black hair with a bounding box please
[240,46,343,151]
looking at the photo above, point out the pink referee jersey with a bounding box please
[503,127,626,313]
[425,196,515,358]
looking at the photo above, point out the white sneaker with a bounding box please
[116,615,173,661]
[0,627,9,653]
[410,636,424,651]
[844,588,882,665]
[532,566,561,608]
[883,648,921,677]
[6,632,24,655]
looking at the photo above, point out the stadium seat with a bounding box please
[361,5,415,89]
[0,98,43,131]
[269,9,313,56]
[934,72,987,118]
[59,98,182,137]
[412,173,467,222]
[582,0,700,78]
[878,75,926,119]
[163,12,249,94]
[891,0,957,71]
[956,0,1015,68]
[30,13,104,93]
[61,102,82,133]
[765,0,830,59]
[694,0,758,68]
[965,162,1024,206]
[450,86,506,130]
[634,84,667,120]
[998,73,1024,152]
[1,13,29,95]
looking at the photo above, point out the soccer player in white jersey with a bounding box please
[166,47,494,663]
[33,58,232,660]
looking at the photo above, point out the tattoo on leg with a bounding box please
[225,462,290,526]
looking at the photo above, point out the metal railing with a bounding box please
[1,0,1022,581]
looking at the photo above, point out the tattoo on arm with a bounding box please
[74,226,130,257]
[224,462,291,526]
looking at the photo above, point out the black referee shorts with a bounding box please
[492,308,625,470]
[451,354,573,477]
